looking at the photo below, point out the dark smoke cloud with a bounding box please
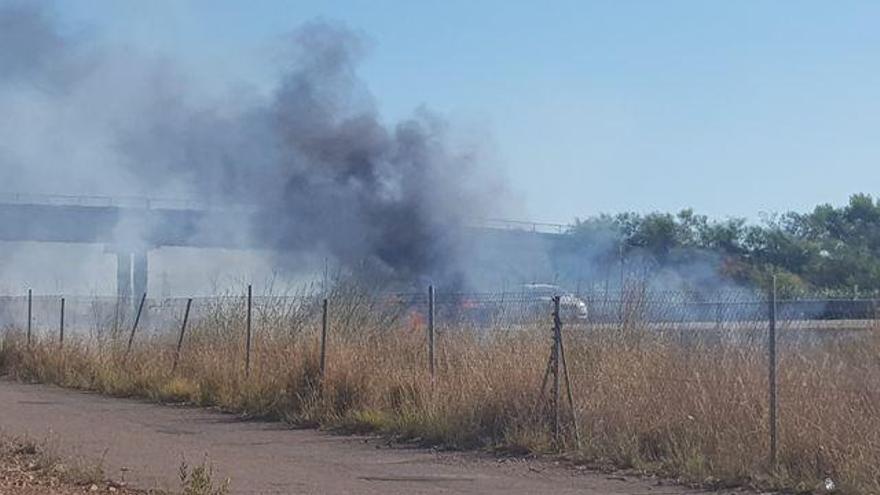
[0,2,69,84]
[0,3,500,287]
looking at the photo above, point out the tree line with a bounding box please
[552,194,880,297]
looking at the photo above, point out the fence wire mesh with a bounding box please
[3,289,879,338]
[2,286,879,489]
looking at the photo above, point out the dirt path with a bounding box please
[0,380,730,495]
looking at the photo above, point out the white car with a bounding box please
[519,284,588,320]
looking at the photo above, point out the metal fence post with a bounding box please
[245,284,252,377]
[552,295,561,446]
[874,297,879,322]
[320,298,328,380]
[26,289,32,348]
[428,285,435,380]
[171,298,193,374]
[113,295,120,338]
[59,297,65,347]
[125,293,147,358]
[556,297,581,449]
[768,275,779,468]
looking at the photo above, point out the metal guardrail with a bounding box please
[0,192,257,213]
[472,218,569,234]
[0,192,204,210]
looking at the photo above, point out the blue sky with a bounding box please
[57,1,880,223]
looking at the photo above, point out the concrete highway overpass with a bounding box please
[0,193,567,299]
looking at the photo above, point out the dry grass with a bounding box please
[2,289,879,494]
[0,433,227,495]
[0,434,131,494]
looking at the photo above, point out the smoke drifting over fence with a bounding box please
[0,3,500,289]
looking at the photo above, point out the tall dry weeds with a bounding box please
[1,287,878,494]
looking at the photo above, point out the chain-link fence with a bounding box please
[2,283,879,487]
[2,287,878,340]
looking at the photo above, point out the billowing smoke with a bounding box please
[0,3,499,289]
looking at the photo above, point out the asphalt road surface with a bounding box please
[0,380,735,495]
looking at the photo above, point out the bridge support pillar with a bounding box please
[116,252,132,303]
[133,251,148,300]
[114,250,148,309]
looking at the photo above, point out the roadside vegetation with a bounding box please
[557,193,880,296]
[1,285,878,494]
[0,434,128,494]
[0,434,228,495]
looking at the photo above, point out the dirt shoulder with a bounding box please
[0,379,741,495]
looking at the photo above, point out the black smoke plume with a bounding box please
[0,3,499,288]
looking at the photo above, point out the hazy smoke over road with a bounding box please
[0,3,499,287]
